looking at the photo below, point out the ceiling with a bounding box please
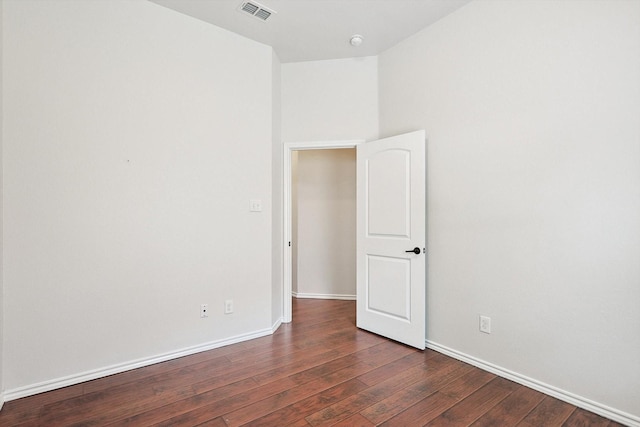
[149,0,471,63]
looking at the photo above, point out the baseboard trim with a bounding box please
[292,292,356,301]
[0,393,4,411]
[4,327,274,403]
[271,316,283,333]
[426,340,639,427]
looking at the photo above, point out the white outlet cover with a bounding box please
[224,299,234,314]
[480,315,491,334]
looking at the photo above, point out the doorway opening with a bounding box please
[282,140,363,323]
[292,148,356,299]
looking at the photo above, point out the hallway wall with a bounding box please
[292,149,356,298]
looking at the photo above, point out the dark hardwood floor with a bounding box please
[0,299,623,426]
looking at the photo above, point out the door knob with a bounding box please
[405,247,421,254]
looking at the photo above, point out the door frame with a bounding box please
[282,139,364,323]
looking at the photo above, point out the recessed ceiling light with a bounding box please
[350,34,364,47]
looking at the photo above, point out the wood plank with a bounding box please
[98,377,258,426]
[304,360,435,426]
[0,384,86,426]
[360,358,474,424]
[376,364,495,426]
[562,408,622,427]
[471,385,546,426]
[188,339,363,395]
[242,379,369,427]
[517,396,576,427]
[193,417,228,427]
[289,342,422,387]
[379,391,458,427]
[437,365,496,400]
[226,328,355,365]
[356,349,437,387]
[329,413,376,427]
[109,376,297,426]
[227,324,360,364]
[425,377,520,426]
[27,355,235,426]
[251,333,385,387]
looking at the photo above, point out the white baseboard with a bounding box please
[292,292,356,301]
[271,316,283,333]
[0,393,4,411]
[3,327,274,403]
[426,340,639,427]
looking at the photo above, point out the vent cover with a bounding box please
[238,1,275,21]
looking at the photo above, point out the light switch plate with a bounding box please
[250,199,262,212]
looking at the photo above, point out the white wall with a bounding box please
[294,149,356,298]
[282,57,378,299]
[291,151,299,294]
[271,51,282,327]
[0,0,4,408]
[282,57,379,142]
[379,0,640,421]
[2,0,273,396]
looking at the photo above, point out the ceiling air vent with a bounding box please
[238,1,275,22]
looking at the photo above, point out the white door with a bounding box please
[356,130,426,349]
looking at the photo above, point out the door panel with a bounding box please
[367,149,410,237]
[367,255,410,320]
[357,130,426,349]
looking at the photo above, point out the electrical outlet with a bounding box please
[479,315,491,334]
[224,299,234,314]
[200,304,208,318]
